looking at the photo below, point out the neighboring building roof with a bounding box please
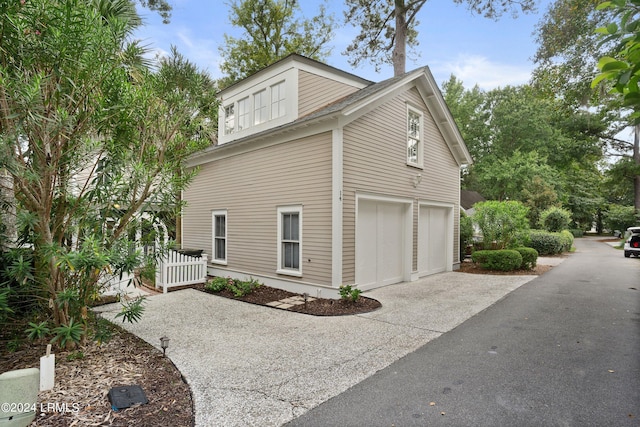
[189,57,472,167]
[460,190,486,210]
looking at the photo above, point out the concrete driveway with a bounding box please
[96,270,540,426]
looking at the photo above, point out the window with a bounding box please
[277,206,302,276]
[237,97,250,131]
[212,210,227,264]
[224,104,235,135]
[407,106,423,166]
[254,89,267,125]
[271,81,286,119]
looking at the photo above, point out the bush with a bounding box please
[569,229,584,238]
[528,230,567,255]
[206,276,231,292]
[539,207,572,232]
[205,276,262,297]
[514,247,538,270]
[339,285,362,302]
[474,201,530,249]
[471,249,523,271]
[560,230,574,252]
[460,211,474,259]
[603,204,639,233]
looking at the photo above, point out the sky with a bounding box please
[133,0,554,91]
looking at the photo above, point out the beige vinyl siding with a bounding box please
[298,70,360,118]
[342,88,461,283]
[182,132,333,285]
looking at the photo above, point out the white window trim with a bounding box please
[237,97,250,131]
[407,104,424,168]
[212,210,227,265]
[276,205,302,277]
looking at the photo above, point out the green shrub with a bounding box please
[569,229,584,238]
[473,201,530,249]
[339,285,362,302]
[539,207,572,232]
[527,230,565,255]
[603,204,639,233]
[471,249,523,271]
[560,230,574,252]
[227,277,262,297]
[460,211,474,259]
[514,247,538,270]
[206,276,230,292]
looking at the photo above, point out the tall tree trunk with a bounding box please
[635,124,640,212]
[393,0,407,77]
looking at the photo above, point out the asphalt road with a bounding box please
[287,238,640,427]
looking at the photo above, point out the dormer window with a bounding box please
[254,89,267,125]
[271,81,286,119]
[237,97,250,131]
[224,104,235,135]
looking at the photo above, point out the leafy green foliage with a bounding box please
[92,318,113,346]
[560,230,575,252]
[471,250,523,271]
[539,207,572,232]
[51,319,84,349]
[114,297,146,323]
[339,285,362,302]
[603,204,639,232]
[473,201,530,249]
[218,0,334,88]
[514,247,538,270]
[204,276,263,297]
[344,0,535,74]
[0,0,216,335]
[527,230,568,255]
[227,277,262,298]
[460,211,474,259]
[205,277,232,293]
[25,321,50,341]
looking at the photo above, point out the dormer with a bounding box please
[217,54,372,145]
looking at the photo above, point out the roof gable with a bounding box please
[190,62,472,167]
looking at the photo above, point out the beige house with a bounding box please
[182,54,472,298]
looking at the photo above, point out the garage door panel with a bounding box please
[418,206,450,277]
[356,199,408,289]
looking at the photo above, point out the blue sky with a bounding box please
[134,0,553,90]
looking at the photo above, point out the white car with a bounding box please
[624,226,640,258]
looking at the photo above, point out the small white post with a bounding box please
[39,344,55,391]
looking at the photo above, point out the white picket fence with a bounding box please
[156,250,208,293]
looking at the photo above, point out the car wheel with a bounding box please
[625,251,631,258]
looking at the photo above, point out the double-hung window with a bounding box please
[271,81,286,119]
[277,206,302,276]
[224,105,235,135]
[407,106,423,167]
[237,97,250,131]
[212,210,227,264]
[254,89,267,125]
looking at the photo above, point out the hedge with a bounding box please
[528,230,571,255]
[471,249,523,271]
[514,247,538,270]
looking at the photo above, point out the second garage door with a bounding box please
[418,205,452,277]
[356,199,410,289]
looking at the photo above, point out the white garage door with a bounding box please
[356,199,408,289]
[418,206,450,276]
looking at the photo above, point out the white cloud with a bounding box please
[432,54,532,90]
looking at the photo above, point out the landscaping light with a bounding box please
[160,336,170,356]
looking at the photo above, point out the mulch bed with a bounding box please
[0,323,193,427]
[192,282,382,316]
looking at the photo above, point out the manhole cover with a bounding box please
[108,385,148,410]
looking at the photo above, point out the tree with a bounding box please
[593,0,640,211]
[344,0,535,76]
[218,0,334,89]
[0,0,216,340]
[473,200,530,249]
